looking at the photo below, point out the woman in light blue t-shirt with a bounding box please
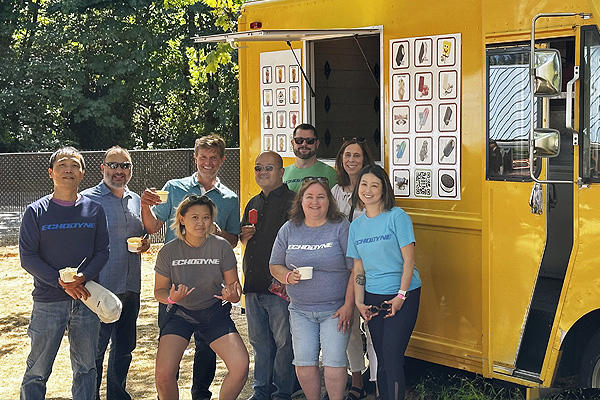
[270,178,354,400]
[346,165,421,400]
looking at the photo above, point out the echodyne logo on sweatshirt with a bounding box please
[41,222,96,231]
[288,242,333,250]
[172,259,220,266]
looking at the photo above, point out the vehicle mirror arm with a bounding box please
[529,12,590,185]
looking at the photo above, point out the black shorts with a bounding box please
[159,301,238,344]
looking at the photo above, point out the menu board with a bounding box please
[260,49,302,157]
[389,34,461,199]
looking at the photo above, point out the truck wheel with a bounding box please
[580,330,600,387]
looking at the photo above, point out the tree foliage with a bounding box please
[0,0,244,152]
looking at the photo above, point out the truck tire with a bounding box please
[580,329,600,388]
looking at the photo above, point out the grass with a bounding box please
[404,359,525,400]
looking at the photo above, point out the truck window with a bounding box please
[486,46,540,180]
[309,35,382,161]
[581,26,600,182]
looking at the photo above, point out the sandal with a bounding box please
[345,386,367,400]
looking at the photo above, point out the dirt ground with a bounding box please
[0,244,258,400]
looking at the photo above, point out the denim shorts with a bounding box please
[288,303,350,367]
[159,301,237,344]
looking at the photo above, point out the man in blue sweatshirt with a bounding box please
[19,146,110,400]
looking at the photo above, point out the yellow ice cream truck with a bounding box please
[195,0,600,392]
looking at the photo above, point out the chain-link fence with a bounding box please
[0,148,240,246]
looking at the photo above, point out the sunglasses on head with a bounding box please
[368,302,392,315]
[254,165,275,172]
[301,176,329,185]
[293,137,317,145]
[183,194,212,204]
[103,161,132,170]
[342,136,366,144]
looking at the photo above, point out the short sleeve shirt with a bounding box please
[152,174,240,243]
[269,219,352,312]
[331,184,365,221]
[241,184,295,293]
[154,235,237,310]
[283,161,338,192]
[347,207,421,294]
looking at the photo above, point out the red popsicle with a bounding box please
[249,209,258,225]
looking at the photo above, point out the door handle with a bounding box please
[566,65,579,146]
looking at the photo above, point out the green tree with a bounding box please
[0,0,244,152]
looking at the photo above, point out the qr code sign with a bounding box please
[414,169,432,197]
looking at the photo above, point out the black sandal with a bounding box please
[345,386,367,400]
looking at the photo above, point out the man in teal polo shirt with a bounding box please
[141,133,239,400]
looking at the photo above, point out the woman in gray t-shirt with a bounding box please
[154,195,248,400]
[270,178,354,400]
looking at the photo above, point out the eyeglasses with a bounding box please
[341,136,366,144]
[254,165,275,172]
[103,162,132,170]
[301,176,329,185]
[293,137,317,145]
[368,302,392,315]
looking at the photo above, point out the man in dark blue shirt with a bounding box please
[82,146,150,400]
[241,151,296,400]
[19,146,110,400]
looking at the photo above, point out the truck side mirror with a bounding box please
[534,128,560,157]
[534,49,562,97]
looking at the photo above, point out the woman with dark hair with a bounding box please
[270,177,354,400]
[154,195,248,400]
[332,138,376,400]
[347,165,421,400]
[333,138,374,220]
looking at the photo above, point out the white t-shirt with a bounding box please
[331,184,365,221]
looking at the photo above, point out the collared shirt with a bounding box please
[152,173,240,244]
[241,184,295,293]
[81,182,143,294]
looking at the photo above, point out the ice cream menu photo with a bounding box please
[389,34,461,200]
[260,49,302,157]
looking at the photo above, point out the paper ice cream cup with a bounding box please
[297,266,313,280]
[127,237,142,253]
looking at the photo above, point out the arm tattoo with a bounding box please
[355,273,365,286]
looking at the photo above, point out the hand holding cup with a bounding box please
[141,188,163,207]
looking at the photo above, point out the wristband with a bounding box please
[167,296,176,305]
[285,270,293,284]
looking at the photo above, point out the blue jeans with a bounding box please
[288,303,350,367]
[96,291,140,400]
[21,300,100,400]
[245,293,295,400]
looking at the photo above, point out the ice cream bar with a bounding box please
[443,106,453,125]
[249,209,258,225]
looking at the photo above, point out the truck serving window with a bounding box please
[309,35,382,161]
[581,26,600,182]
[486,46,540,180]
